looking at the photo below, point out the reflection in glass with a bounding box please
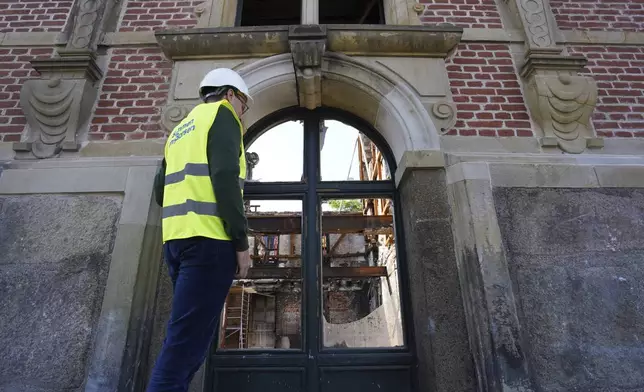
[218,200,302,350]
[320,198,404,348]
[245,121,303,182]
[320,120,391,182]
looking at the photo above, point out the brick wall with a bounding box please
[551,0,644,31]
[570,45,644,138]
[446,44,533,137]
[0,47,54,142]
[419,0,502,28]
[0,0,72,33]
[89,47,172,141]
[118,0,200,32]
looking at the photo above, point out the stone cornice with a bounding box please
[154,24,463,60]
[3,29,644,48]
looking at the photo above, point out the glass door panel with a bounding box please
[319,119,391,182]
[245,120,304,183]
[319,197,404,349]
[217,199,303,351]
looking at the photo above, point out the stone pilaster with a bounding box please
[14,0,120,158]
[503,0,602,153]
[384,0,424,25]
[195,0,238,27]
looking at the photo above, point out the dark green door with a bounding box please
[205,107,416,392]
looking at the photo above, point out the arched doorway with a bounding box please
[204,106,416,392]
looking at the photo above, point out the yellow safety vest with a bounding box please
[161,100,246,243]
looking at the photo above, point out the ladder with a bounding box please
[223,287,252,348]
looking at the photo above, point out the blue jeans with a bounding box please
[147,236,237,392]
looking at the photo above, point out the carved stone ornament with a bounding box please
[504,0,561,53]
[14,51,103,159]
[64,0,120,51]
[288,25,327,110]
[161,103,196,133]
[522,56,601,153]
[430,100,457,135]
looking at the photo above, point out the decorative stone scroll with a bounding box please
[14,51,103,158]
[161,103,197,132]
[430,100,457,135]
[288,25,326,110]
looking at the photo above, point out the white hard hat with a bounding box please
[198,68,252,102]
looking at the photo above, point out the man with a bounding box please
[147,68,252,392]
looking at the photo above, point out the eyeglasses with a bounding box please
[235,91,249,115]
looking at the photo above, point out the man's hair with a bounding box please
[201,85,235,103]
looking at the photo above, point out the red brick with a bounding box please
[100,124,139,133]
[145,131,166,138]
[552,1,644,32]
[118,0,200,31]
[0,125,24,133]
[459,129,477,136]
[479,129,497,137]
[445,43,532,137]
[1,1,71,33]
[516,130,534,137]
[2,134,21,142]
[107,133,126,140]
[123,107,158,115]
[498,129,516,137]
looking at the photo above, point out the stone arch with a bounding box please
[238,53,441,164]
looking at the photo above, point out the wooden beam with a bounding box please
[243,266,387,279]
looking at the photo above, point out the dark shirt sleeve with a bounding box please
[153,158,166,207]
[206,105,249,252]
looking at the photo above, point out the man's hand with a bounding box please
[236,250,251,279]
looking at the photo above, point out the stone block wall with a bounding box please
[494,187,644,391]
[0,194,121,392]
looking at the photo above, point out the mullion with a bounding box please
[303,112,322,392]
[244,182,308,198]
[315,181,395,198]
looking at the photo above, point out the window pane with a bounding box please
[217,200,303,350]
[246,121,303,183]
[320,120,391,182]
[320,0,384,24]
[320,197,404,348]
[240,0,301,25]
